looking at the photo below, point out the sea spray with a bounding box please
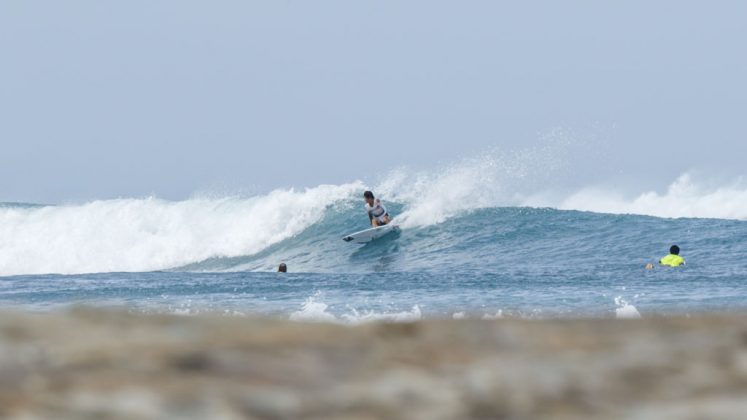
[379,144,571,228]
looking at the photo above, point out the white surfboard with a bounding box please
[342,224,400,244]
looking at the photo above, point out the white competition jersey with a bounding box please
[365,199,388,223]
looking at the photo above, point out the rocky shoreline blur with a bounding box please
[0,310,745,419]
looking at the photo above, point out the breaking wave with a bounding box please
[2,148,746,276]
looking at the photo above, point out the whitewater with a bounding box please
[2,157,747,320]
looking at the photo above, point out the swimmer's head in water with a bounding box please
[670,245,680,255]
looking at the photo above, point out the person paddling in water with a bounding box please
[364,190,391,227]
[645,245,686,269]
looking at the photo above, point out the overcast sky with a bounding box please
[1,1,745,203]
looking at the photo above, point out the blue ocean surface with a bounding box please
[2,191,746,321]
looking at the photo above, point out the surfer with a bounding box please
[645,245,685,269]
[363,190,391,227]
[659,245,685,267]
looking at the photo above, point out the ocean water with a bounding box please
[2,167,747,322]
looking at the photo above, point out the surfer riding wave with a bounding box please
[341,191,397,243]
[364,191,391,227]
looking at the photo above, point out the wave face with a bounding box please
[2,166,747,277]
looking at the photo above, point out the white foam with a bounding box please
[340,305,422,323]
[614,296,642,319]
[482,310,504,320]
[289,294,422,324]
[554,174,747,220]
[0,183,361,276]
[289,294,338,323]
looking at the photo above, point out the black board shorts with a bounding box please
[376,213,390,225]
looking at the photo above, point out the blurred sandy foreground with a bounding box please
[0,310,745,420]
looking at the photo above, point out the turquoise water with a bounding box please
[2,199,746,321]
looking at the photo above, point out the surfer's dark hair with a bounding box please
[363,191,374,199]
[670,245,680,255]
